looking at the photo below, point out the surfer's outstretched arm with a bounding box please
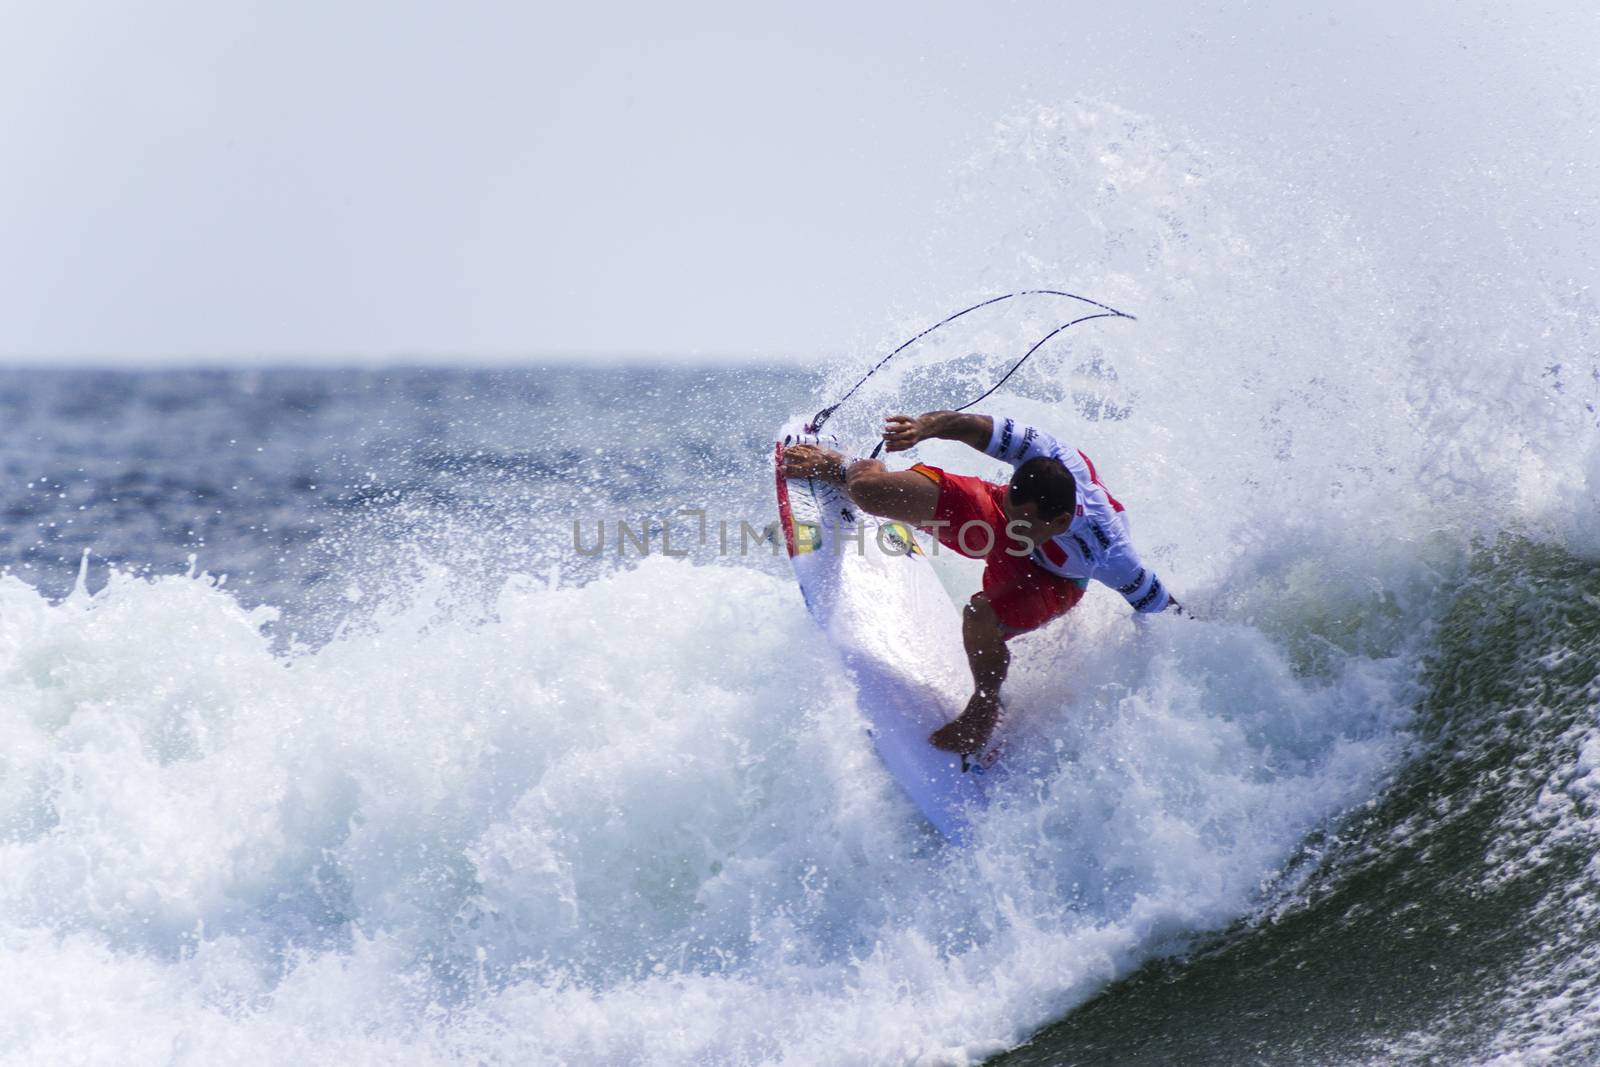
[930,595,1009,754]
[882,412,994,454]
[781,444,939,524]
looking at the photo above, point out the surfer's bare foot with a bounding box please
[782,443,847,484]
[930,693,1000,754]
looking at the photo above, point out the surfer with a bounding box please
[782,411,1180,755]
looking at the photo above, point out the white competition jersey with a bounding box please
[985,415,1172,613]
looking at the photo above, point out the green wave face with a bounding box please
[997,537,1600,1066]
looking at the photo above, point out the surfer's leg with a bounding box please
[930,595,1009,754]
[930,562,1088,753]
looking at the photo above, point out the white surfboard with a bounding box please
[774,423,1004,843]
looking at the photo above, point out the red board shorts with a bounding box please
[910,463,1086,638]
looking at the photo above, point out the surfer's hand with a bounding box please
[881,414,929,452]
[782,443,847,484]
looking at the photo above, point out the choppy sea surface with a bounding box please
[4,107,1599,1066]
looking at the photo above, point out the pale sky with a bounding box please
[1,0,1595,364]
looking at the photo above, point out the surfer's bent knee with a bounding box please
[964,596,999,626]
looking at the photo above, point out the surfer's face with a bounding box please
[1002,491,1074,550]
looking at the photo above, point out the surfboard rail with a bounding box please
[774,423,1003,842]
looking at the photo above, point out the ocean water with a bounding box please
[3,104,1599,1065]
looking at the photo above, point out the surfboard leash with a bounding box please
[949,311,1129,415]
[803,289,1137,455]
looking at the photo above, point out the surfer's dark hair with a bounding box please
[1009,456,1077,520]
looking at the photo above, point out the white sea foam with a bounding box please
[0,541,1422,1065]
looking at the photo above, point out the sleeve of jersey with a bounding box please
[984,415,1069,468]
[1106,564,1173,613]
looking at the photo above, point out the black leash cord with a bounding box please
[953,311,1123,414]
[863,311,1126,459]
[807,289,1134,435]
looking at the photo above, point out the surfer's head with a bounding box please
[1003,456,1077,544]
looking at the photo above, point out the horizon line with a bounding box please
[0,350,825,371]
